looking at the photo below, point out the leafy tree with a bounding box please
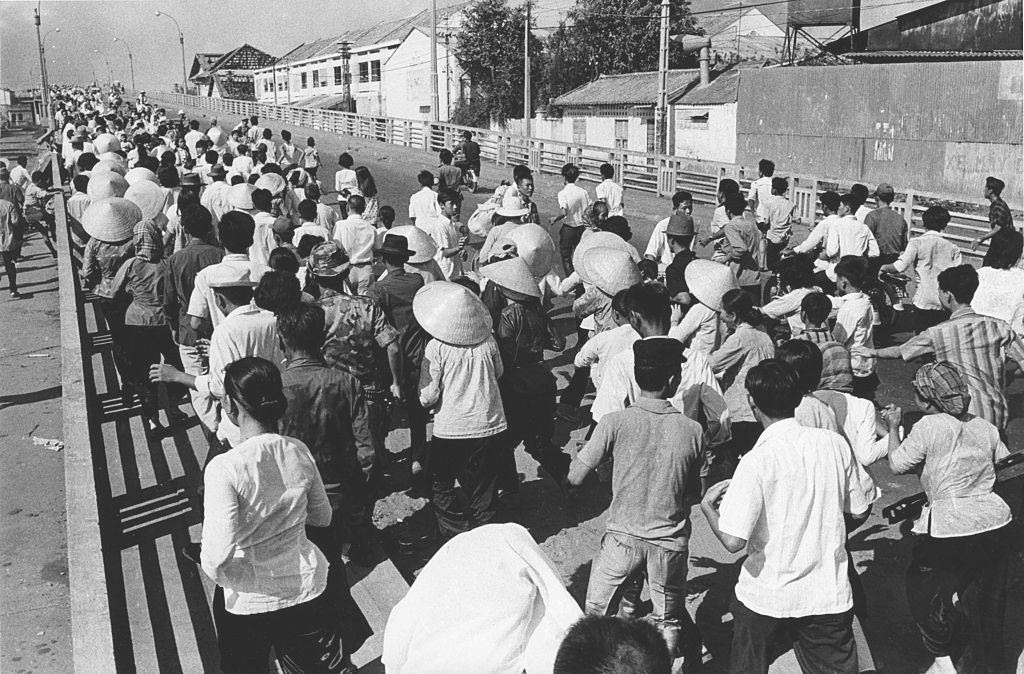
[454,0,545,125]
[543,0,702,100]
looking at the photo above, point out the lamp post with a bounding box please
[155,10,188,94]
[33,4,52,130]
[93,50,112,89]
[113,37,136,91]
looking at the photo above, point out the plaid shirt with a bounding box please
[900,307,1024,429]
[989,197,1014,232]
[799,326,836,346]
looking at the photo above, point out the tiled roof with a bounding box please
[208,44,276,72]
[672,69,739,105]
[554,70,702,107]
[843,49,1023,61]
[190,53,224,79]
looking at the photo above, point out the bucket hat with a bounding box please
[495,206,530,219]
[497,223,556,277]
[81,197,141,243]
[125,167,158,187]
[665,214,695,237]
[684,259,739,312]
[125,180,168,221]
[86,171,129,199]
[480,256,542,299]
[572,231,637,284]
[308,241,351,278]
[578,247,642,296]
[228,183,257,210]
[413,282,492,346]
[93,133,121,155]
[388,225,438,264]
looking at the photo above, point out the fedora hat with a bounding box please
[665,213,694,237]
[572,231,637,284]
[180,172,201,187]
[228,183,257,210]
[308,241,351,278]
[379,233,413,260]
[125,167,158,187]
[81,197,142,243]
[207,264,259,289]
[684,259,739,312]
[70,133,88,144]
[208,164,227,179]
[388,225,438,264]
[578,246,642,296]
[495,206,530,219]
[93,133,121,155]
[413,282,492,346]
[497,223,556,277]
[86,171,129,199]
[254,172,286,196]
[480,256,542,299]
[125,180,168,221]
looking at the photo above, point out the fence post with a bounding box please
[903,188,916,229]
[497,135,507,167]
[422,122,432,151]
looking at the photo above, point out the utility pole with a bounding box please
[655,0,670,154]
[429,0,440,122]
[34,7,51,130]
[340,41,352,112]
[523,0,531,136]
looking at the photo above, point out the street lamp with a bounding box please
[93,49,112,89]
[33,3,52,130]
[113,37,136,91]
[155,10,188,94]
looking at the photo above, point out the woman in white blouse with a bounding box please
[200,356,357,673]
[972,229,1024,337]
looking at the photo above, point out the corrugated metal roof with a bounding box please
[844,49,1024,61]
[673,69,740,105]
[554,69,702,107]
[208,44,276,73]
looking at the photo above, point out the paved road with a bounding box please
[1,134,72,673]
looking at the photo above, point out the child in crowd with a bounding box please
[833,256,877,398]
[595,162,624,216]
[409,170,439,226]
[762,176,799,270]
[376,205,396,243]
[335,152,357,197]
[573,289,638,392]
[437,149,463,192]
[760,255,819,340]
[291,199,332,247]
[797,291,836,344]
[302,136,321,181]
[638,259,659,283]
[570,337,704,663]
[420,189,466,281]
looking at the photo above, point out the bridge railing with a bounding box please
[160,92,1002,262]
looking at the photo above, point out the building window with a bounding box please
[300,72,307,89]
[370,60,381,82]
[614,119,628,150]
[572,118,586,145]
[680,110,709,129]
[358,62,370,84]
[334,66,342,86]
[312,70,319,87]
[646,119,656,153]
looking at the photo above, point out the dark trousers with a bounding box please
[499,370,563,490]
[1,251,17,294]
[852,372,879,400]
[560,327,591,409]
[123,324,185,417]
[913,307,948,335]
[729,598,858,674]
[765,240,787,272]
[430,432,503,537]
[403,380,430,469]
[25,210,57,257]
[559,223,585,275]
[100,297,132,395]
[212,559,368,674]
[813,270,837,296]
[905,527,1009,664]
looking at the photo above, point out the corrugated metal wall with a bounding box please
[736,60,1024,207]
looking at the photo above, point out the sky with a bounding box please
[0,0,941,93]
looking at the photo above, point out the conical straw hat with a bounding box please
[413,281,492,346]
[578,246,642,296]
[255,172,286,196]
[125,180,168,221]
[388,225,438,264]
[125,167,158,187]
[93,133,121,155]
[498,223,556,277]
[684,259,739,312]
[572,230,636,283]
[228,183,256,210]
[87,171,129,199]
[82,197,142,243]
[480,256,541,299]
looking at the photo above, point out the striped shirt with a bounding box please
[900,307,1024,429]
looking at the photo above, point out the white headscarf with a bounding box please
[383,523,583,674]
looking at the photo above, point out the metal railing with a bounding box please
[160,92,1005,261]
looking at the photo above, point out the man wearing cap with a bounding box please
[570,336,705,662]
[663,213,696,309]
[200,164,232,225]
[309,241,403,479]
[366,234,424,336]
[644,191,693,278]
[863,183,907,266]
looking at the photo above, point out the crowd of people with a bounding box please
[3,83,1020,673]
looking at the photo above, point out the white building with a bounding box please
[672,69,739,164]
[382,25,467,122]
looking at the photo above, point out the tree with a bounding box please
[454,0,546,126]
[542,0,702,100]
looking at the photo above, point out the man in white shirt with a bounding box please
[746,158,775,224]
[200,165,232,225]
[549,163,592,274]
[233,145,255,180]
[183,120,205,159]
[644,191,693,276]
[824,194,880,267]
[408,170,440,226]
[833,256,878,397]
[9,156,32,194]
[333,194,377,294]
[419,189,466,281]
[244,116,263,146]
[595,162,624,216]
[850,183,873,223]
[702,359,869,674]
[249,188,285,269]
[187,211,268,330]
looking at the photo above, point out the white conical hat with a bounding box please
[207,125,226,148]
[254,172,286,196]
[578,246,642,296]
[684,259,739,311]
[480,256,541,299]
[125,180,168,221]
[388,225,438,264]
[125,167,158,187]
[413,282,492,346]
[93,133,121,155]
[86,171,129,199]
[572,230,636,283]
[497,223,556,277]
[94,152,128,176]
[81,197,142,243]
[228,183,257,210]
